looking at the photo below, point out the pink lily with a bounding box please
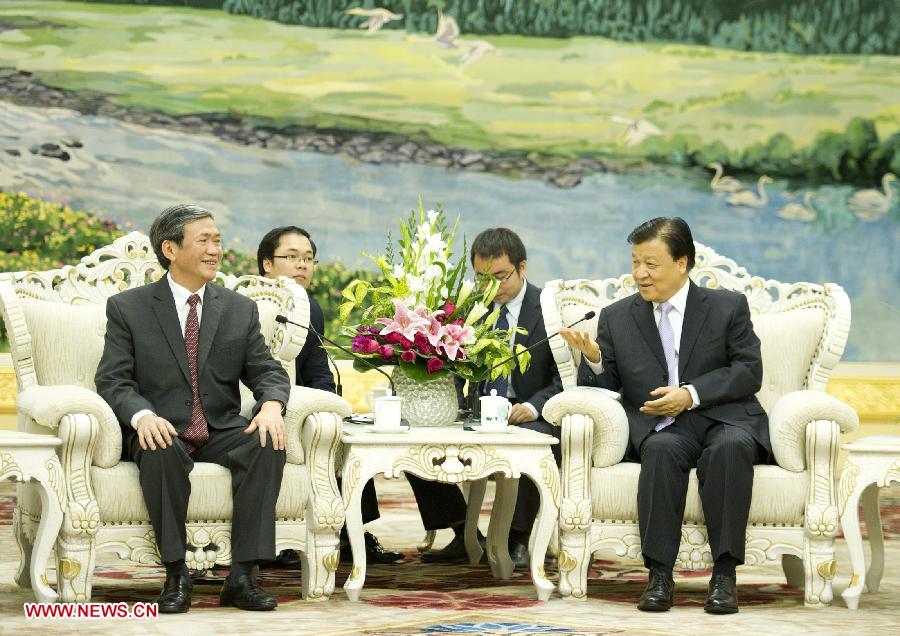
[377,300,430,341]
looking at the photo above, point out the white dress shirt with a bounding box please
[495,280,539,419]
[587,278,699,408]
[130,275,206,429]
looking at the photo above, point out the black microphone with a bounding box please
[275,314,396,396]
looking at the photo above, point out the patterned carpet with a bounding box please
[0,480,897,635]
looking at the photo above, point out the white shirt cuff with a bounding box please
[585,358,603,374]
[131,409,155,430]
[522,402,539,420]
[684,385,700,410]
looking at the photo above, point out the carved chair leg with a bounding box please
[803,537,836,607]
[557,527,590,600]
[301,529,340,601]
[781,553,804,588]
[55,536,96,603]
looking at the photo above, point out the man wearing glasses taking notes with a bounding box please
[256,226,403,567]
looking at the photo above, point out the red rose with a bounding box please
[364,339,381,354]
[451,318,465,326]
[442,301,456,316]
[383,331,404,344]
[400,350,415,363]
[427,357,444,374]
[379,344,395,360]
[400,338,414,351]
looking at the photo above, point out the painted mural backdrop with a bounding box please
[0,1,897,360]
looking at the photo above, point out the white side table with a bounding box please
[0,430,65,603]
[340,423,559,601]
[838,435,900,609]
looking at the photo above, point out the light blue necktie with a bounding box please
[655,301,678,431]
[485,305,509,398]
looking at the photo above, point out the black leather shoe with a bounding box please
[258,549,301,569]
[219,574,277,611]
[340,532,403,564]
[704,573,739,614]
[637,571,674,612]
[420,531,486,563]
[157,574,192,614]
[509,541,529,569]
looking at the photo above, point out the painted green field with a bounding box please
[1,1,899,159]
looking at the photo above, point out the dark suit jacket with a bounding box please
[95,277,291,435]
[294,298,336,392]
[578,281,770,454]
[465,282,562,417]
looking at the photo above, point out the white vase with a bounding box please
[392,370,459,427]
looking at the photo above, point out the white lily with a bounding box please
[465,302,490,326]
[455,279,475,309]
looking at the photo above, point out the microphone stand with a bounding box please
[275,314,396,396]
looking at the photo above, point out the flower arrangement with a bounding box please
[337,201,530,384]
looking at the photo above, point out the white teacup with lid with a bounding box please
[373,390,403,428]
[479,389,512,430]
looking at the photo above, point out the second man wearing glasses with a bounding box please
[257,226,402,566]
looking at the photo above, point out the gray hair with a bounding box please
[150,204,214,269]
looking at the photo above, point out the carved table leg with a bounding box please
[859,483,883,594]
[342,455,373,602]
[31,464,64,603]
[465,478,487,565]
[523,454,558,602]
[840,478,868,609]
[487,475,516,579]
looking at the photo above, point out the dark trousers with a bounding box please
[409,418,561,535]
[407,475,468,531]
[124,425,286,564]
[337,478,379,527]
[634,411,767,570]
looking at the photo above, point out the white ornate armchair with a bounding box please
[0,232,351,602]
[540,243,859,606]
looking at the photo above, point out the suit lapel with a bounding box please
[151,278,191,385]
[515,284,541,353]
[630,295,667,372]
[197,282,223,373]
[678,282,709,376]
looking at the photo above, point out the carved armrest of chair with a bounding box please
[543,388,629,533]
[768,389,859,565]
[16,384,122,541]
[288,386,350,532]
[768,390,859,473]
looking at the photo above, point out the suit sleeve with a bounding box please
[94,296,155,429]
[241,301,291,415]
[688,294,763,407]
[295,300,336,392]
[521,361,562,415]
[576,307,621,391]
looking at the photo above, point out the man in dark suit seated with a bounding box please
[257,225,402,565]
[560,217,772,614]
[411,228,562,567]
[95,204,290,613]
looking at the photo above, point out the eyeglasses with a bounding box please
[273,255,318,265]
[476,269,516,284]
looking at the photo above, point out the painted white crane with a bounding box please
[610,115,663,148]
[346,7,404,34]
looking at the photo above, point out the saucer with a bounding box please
[470,425,510,434]
[365,425,411,434]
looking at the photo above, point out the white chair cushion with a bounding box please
[20,299,107,390]
[751,309,825,412]
[590,463,808,525]
[92,461,309,523]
